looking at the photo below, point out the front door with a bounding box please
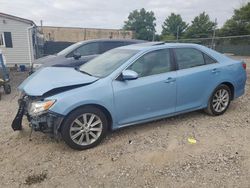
[112,48,177,126]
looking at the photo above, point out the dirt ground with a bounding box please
[0,56,249,188]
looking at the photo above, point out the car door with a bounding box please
[65,42,101,67]
[112,48,177,126]
[174,48,221,112]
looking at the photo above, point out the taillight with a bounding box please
[242,62,246,70]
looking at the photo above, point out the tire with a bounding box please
[4,84,11,94]
[61,106,108,150]
[205,84,231,116]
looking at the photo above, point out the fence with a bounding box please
[165,35,250,56]
[43,41,74,56]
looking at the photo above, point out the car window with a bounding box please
[100,42,125,53]
[128,49,172,77]
[203,53,217,64]
[69,42,100,57]
[175,48,205,69]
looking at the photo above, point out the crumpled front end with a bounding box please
[12,66,99,138]
[11,94,64,137]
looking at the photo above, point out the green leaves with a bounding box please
[220,2,250,36]
[161,12,215,40]
[124,3,250,41]
[161,13,188,38]
[185,12,216,38]
[123,8,156,41]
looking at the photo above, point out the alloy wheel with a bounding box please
[212,88,230,113]
[70,113,103,146]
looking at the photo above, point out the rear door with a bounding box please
[174,48,220,112]
[112,48,177,125]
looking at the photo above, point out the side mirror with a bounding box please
[122,70,138,81]
[73,52,81,60]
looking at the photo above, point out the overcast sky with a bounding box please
[1,0,249,33]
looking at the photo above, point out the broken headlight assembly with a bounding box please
[28,100,56,116]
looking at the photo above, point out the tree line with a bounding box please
[123,2,250,41]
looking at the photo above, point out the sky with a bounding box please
[0,0,249,33]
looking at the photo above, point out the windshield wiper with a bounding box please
[79,69,93,76]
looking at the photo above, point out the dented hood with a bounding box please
[19,67,98,96]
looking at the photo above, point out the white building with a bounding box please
[0,12,42,67]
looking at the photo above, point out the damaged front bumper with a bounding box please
[28,111,64,136]
[11,96,64,137]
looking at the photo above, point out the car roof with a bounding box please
[118,42,205,51]
[118,42,230,62]
[76,39,146,45]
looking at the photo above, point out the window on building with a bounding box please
[3,32,13,48]
[0,33,5,46]
[0,32,13,48]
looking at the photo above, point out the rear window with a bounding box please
[203,53,217,64]
[71,42,101,57]
[175,48,205,69]
[100,42,125,53]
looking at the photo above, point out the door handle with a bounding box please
[164,77,176,83]
[211,68,220,74]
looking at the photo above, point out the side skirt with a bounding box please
[113,106,205,130]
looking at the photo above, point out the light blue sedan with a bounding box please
[12,43,247,150]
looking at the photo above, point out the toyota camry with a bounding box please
[12,43,247,150]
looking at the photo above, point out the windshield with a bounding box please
[79,49,138,77]
[57,42,83,56]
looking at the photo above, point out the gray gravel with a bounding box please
[0,56,249,188]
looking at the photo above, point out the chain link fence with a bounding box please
[165,35,250,56]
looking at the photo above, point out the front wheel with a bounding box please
[205,84,231,116]
[61,106,108,150]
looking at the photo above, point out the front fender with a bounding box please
[47,80,116,125]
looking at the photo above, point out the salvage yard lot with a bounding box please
[0,56,249,188]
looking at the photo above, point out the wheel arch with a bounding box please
[219,82,235,100]
[58,104,113,132]
[205,81,235,108]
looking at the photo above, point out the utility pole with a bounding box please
[40,20,43,34]
[211,18,217,49]
[176,26,179,42]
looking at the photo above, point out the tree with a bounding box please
[219,2,250,36]
[185,12,216,38]
[123,8,156,41]
[161,13,188,39]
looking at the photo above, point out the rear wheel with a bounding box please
[61,106,108,150]
[205,84,231,116]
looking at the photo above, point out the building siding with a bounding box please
[0,16,34,66]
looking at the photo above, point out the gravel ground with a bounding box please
[0,56,249,188]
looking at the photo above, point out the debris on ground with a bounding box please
[25,172,47,185]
